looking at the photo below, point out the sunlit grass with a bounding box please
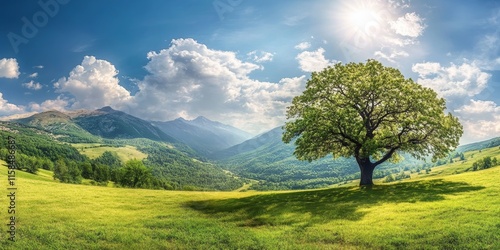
[0,147,499,249]
[71,143,148,162]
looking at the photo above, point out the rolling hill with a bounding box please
[4,109,243,191]
[213,126,427,190]
[1,145,499,249]
[15,110,99,143]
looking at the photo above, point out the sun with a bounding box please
[347,7,380,31]
[332,0,393,48]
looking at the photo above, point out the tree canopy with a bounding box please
[283,60,463,186]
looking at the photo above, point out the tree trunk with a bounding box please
[356,157,375,187]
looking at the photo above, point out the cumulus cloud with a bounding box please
[23,80,43,90]
[455,99,500,115]
[0,58,20,79]
[412,61,496,144]
[0,93,25,116]
[296,48,335,72]
[54,56,131,110]
[29,97,69,112]
[247,50,274,63]
[29,72,38,78]
[412,62,491,106]
[294,42,311,50]
[455,100,500,144]
[390,12,426,38]
[131,38,306,133]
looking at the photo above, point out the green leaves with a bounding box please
[283,59,463,167]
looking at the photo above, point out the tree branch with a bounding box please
[373,146,399,167]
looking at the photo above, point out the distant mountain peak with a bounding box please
[193,116,210,122]
[33,110,71,119]
[98,106,116,112]
[152,116,253,156]
[175,117,188,122]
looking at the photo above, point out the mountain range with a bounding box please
[152,116,252,156]
[15,106,176,143]
[5,106,500,191]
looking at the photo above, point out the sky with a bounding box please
[0,0,499,144]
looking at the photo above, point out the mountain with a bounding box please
[211,126,283,159]
[14,107,177,143]
[456,137,500,153]
[213,126,428,190]
[15,110,99,143]
[8,108,243,191]
[152,116,253,156]
[72,106,176,142]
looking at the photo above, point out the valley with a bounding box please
[1,107,499,249]
[0,145,499,249]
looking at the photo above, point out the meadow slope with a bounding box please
[0,149,499,249]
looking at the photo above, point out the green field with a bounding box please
[71,143,148,162]
[0,148,499,249]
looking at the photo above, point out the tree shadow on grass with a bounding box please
[185,179,484,227]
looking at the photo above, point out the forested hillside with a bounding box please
[0,121,243,191]
[215,126,429,190]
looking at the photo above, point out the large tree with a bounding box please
[283,60,463,187]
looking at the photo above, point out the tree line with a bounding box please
[1,123,243,191]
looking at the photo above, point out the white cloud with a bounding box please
[296,48,335,72]
[332,2,426,64]
[461,118,500,144]
[29,97,69,112]
[0,58,20,79]
[455,99,500,115]
[456,99,500,144]
[34,65,44,69]
[294,42,311,50]
[412,61,496,144]
[131,38,306,134]
[54,56,131,110]
[390,12,426,38]
[374,49,409,63]
[0,112,38,121]
[0,93,25,116]
[29,72,38,78]
[23,80,43,90]
[412,62,490,102]
[247,50,274,63]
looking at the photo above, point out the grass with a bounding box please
[71,143,147,162]
[0,147,499,249]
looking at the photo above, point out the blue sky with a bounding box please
[0,0,499,144]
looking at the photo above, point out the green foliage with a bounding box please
[383,172,410,183]
[117,160,153,188]
[53,159,82,183]
[93,151,122,169]
[471,156,499,171]
[16,154,41,174]
[0,122,88,163]
[142,144,243,191]
[283,60,463,185]
[1,147,500,249]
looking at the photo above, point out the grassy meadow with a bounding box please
[71,143,148,162]
[1,147,499,249]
